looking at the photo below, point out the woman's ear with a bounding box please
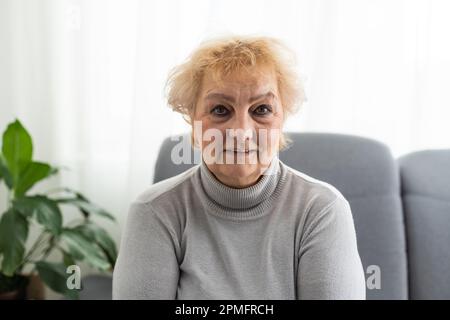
[191,132,197,148]
[191,112,203,149]
[191,129,201,149]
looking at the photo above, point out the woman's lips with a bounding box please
[224,149,257,152]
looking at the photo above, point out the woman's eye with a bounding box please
[211,105,229,116]
[253,104,272,115]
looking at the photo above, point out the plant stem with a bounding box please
[20,231,48,269]
[29,240,57,275]
[40,236,55,261]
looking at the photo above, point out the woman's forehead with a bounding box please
[201,67,278,95]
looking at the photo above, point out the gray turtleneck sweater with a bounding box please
[113,157,366,300]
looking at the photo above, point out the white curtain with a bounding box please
[1,0,450,241]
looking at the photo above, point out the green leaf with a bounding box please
[62,250,76,267]
[48,166,59,177]
[0,209,29,276]
[35,261,79,299]
[0,155,13,189]
[1,119,33,186]
[57,197,115,221]
[13,196,62,235]
[14,162,54,197]
[72,223,117,268]
[61,229,110,271]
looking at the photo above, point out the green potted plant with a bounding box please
[0,119,117,299]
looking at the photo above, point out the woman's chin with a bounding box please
[217,163,260,181]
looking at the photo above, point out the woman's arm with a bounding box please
[113,202,180,299]
[297,196,366,299]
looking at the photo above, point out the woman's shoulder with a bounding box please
[133,164,200,206]
[124,165,199,235]
[280,161,348,209]
[280,162,355,240]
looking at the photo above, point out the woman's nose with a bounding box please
[229,111,254,131]
[226,112,256,146]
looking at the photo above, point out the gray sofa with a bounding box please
[81,132,450,300]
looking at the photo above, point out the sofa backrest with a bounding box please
[154,135,198,184]
[154,132,409,299]
[278,133,408,299]
[399,150,450,299]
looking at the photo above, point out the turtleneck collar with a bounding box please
[197,156,286,220]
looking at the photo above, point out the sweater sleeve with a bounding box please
[112,202,180,299]
[296,196,366,300]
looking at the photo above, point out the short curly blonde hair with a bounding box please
[165,35,306,150]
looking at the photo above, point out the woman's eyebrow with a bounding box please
[205,93,235,102]
[204,91,275,103]
[249,91,275,103]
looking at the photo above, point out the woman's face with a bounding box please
[193,66,284,188]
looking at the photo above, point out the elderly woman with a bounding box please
[113,35,366,300]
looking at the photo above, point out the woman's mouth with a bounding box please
[224,149,257,154]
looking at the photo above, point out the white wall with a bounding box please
[1,0,450,297]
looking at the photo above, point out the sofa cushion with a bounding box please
[399,150,450,299]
